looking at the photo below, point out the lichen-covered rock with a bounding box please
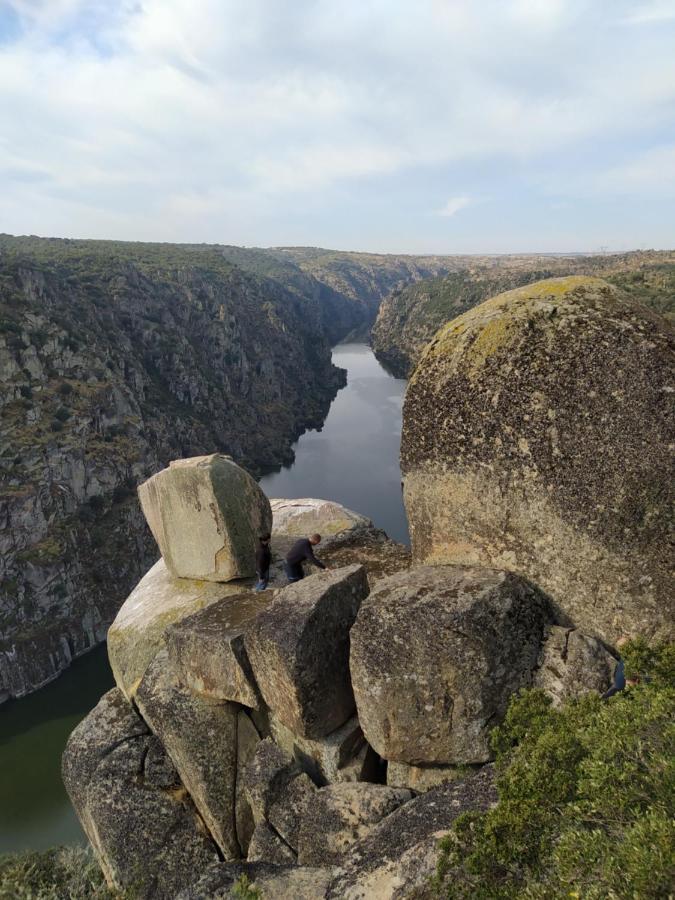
[62,688,219,898]
[326,766,497,899]
[177,861,333,899]
[166,591,272,708]
[245,565,370,738]
[135,650,240,859]
[269,714,367,786]
[386,761,469,793]
[107,557,243,699]
[401,277,675,645]
[236,711,261,855]
[243,738,316,853]
[534,625,615,706]
[298,783,413,866]
[350,565,552,764]
[138,454,272,582]
[247,822,297,864]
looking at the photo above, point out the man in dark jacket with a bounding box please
[285,533,326,583]
[254,533,272,592]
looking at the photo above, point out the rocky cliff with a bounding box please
[372,251,675,376]
[0,236,361,701]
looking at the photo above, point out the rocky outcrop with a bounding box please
[401,277,675,645]
[245,565,369,738]
[297,783,413,866]
[386,761,469,793]
[534,626,615,706]
[139,455,272,581]
[271,498,372,539]
[178,862,334,900]
[107,557,245,699]
[62,688,220,897]
[350,565,552,764]
[325,766,497,899]
[135,650,241,859]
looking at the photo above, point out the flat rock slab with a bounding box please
[108,557,245,699]
[166,590,273,708]
[135,650,240,859]
[139,454,272,581]
[534,625,615,706]
[62,688,219,899]
[177,862,333,900]
[246,565,370,738]
[298,783,413,867]
[350,565,552,764]
[326,766,497,899]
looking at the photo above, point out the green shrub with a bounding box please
[0,846,120,899]
[55,406,71,422]
[232,874,262,899]
[435,640,675,899]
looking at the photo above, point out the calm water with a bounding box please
[0,342,408,853]
[261,343,409,543]
[0,644,114,853]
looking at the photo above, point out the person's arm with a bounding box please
[306,544,326,569]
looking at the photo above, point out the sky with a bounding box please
[0,0,674,253]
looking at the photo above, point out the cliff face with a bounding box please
[0,237,354,701]
[372,251,675,376]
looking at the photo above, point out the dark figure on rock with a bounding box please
[285,534,326,583]
[255,533,272,592]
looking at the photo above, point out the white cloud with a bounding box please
[0,0,674,246]
[620,1,675,25]
[437,196,472,217]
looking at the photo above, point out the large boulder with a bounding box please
[350,565,552,764]
[401,277,674,645]
[135,650,240,859]
[326,766,497,899]
[298,783,413,866]
[386,761,468,793]
[165,591,273,708]
[138,454,272,581]
[534,625,615,705]
[107,558,243,699]
[245,565,370,738]
[271,498,372,541]
[62,688,219,898]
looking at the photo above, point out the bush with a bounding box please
[58,382,74,396]
[435,640,675,899]
[49,420,64,432]
[0,846,120,899]
[55,406,71,422]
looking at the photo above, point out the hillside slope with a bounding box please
[372,251,675,376]
[0,236,352,700]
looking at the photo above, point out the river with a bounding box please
[0,343,408,853]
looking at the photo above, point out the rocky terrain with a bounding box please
[62,456,613,898]
[371,250,675,376]
[60,273,672,898]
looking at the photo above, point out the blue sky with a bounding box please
[1,0,674,253]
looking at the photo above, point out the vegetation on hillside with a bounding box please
[433,639,675,899]
[0,847,120,900]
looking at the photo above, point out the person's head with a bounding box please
[310,533,322,545]
[259,533,271,544]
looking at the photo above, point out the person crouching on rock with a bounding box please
[285,533,326,583]
[254,533,272,592]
